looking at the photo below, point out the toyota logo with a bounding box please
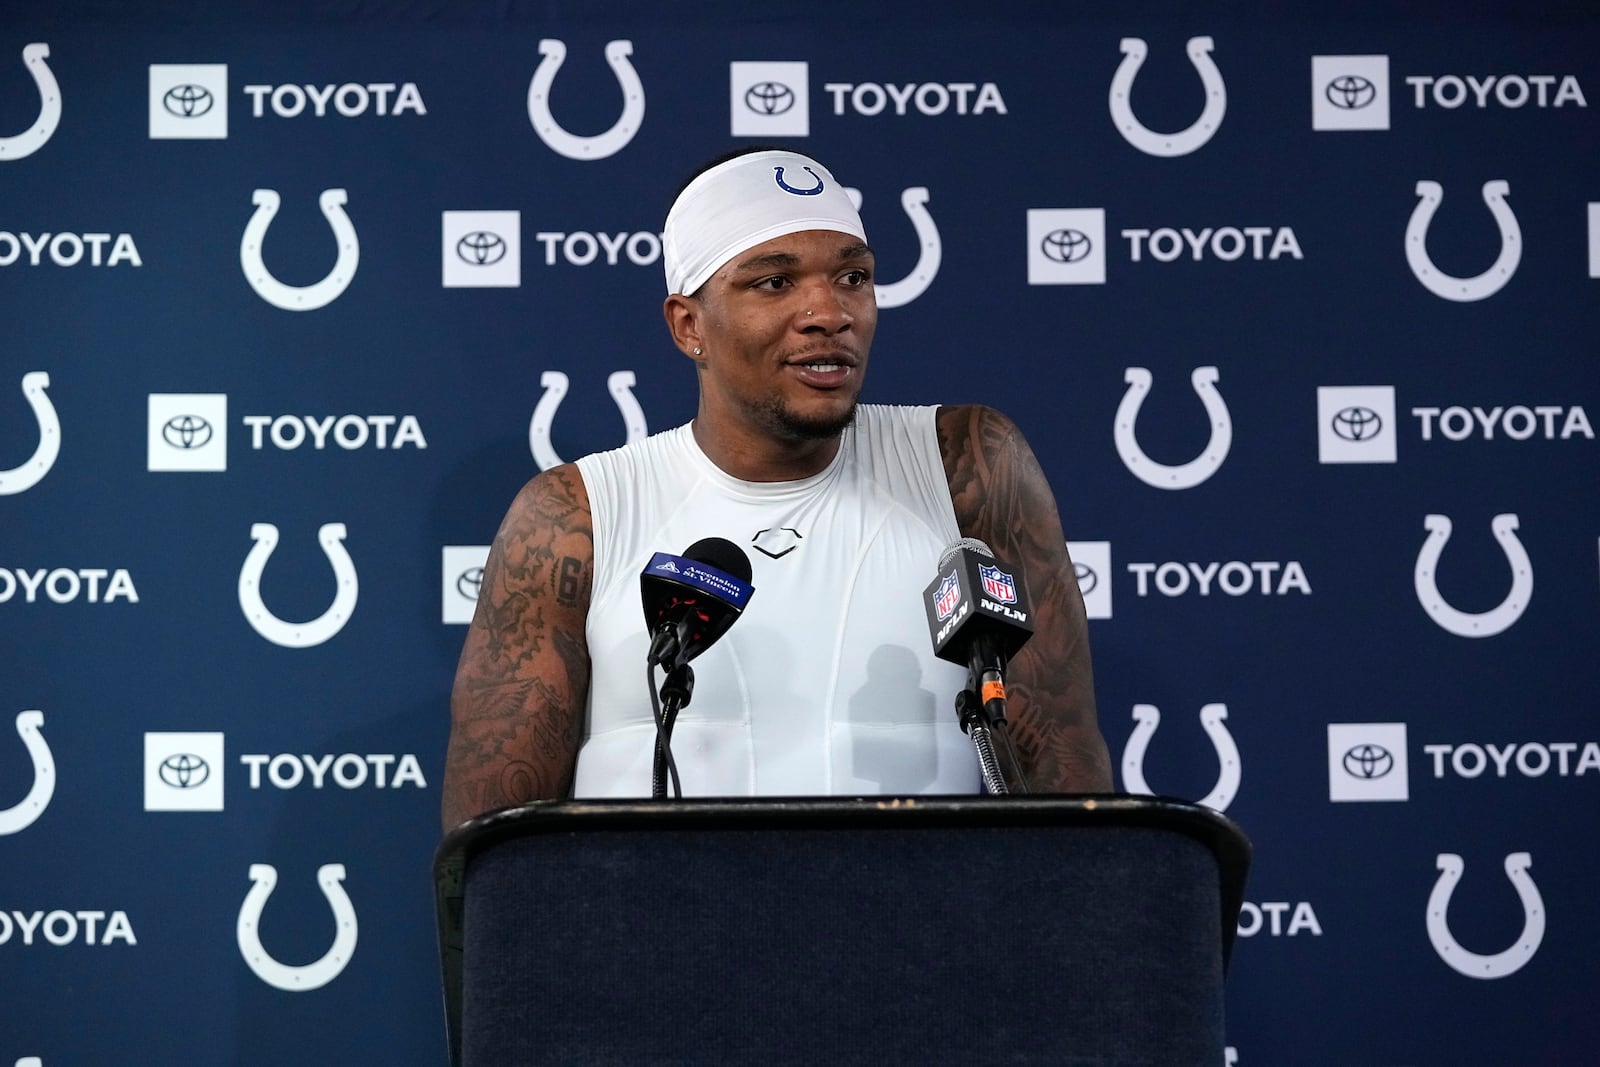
[162,414,214,449]
[456,566,484,600]
[158,753,212,789]
[1331,406,1383,442]
[456,231,507,266]
[744,81,796,116]
[1040,228,1092,264]
[1073,561,1098,595]
[163,84,215,118]
[1325,75,1377,110]
[1342,744,1394,780]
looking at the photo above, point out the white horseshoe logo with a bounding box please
[238,523,359,648]
[0,44,61,161]
[844,186,941,309]
[0,710,54,835]
[1120,703,1240,811]
[1406,180,1521,302]
[1115,366,1232,489]
[529,370,648,471]
[1414,513,1532,638]
[0,371,60,496]
[1428,852,1544,979]
[527,39,645,160]
[237,863,358,992]
[1109,36,1226,157]
[240,189,360,311]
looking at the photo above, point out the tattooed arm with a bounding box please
[936,405,1113,793]
[441,465,594,832]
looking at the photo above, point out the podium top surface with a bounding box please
[435,792,1249,883]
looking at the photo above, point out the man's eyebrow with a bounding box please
[731,250,801,273]
[730,242,876,274]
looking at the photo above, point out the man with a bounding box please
[442,148,1110,830]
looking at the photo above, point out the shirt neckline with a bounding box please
[679,419,852,501]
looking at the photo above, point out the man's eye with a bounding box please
[842,269,871,286]
[755,276,789,291]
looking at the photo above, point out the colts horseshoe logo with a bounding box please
[0,710,54,835]
[1406,180,1521,302]
[1427,852,1544,979]
[1414,513,1532,638]
[529,370,648,471]
[527,39,645,160]
[1120,703,1240,811]
[1115,366,1232,489]
[240,189,360,311]
[843,186,941,309]
[0,43,61,161]
[773,165,824,195]
[0,371,60,496]
[238,523,359,648]
[1109,36,1226,157]
[237,863,359,992]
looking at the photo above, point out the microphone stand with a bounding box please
[955,685,1008,795]
[959,638,1032,794]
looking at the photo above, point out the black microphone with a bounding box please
[639,537,755,798]
[924,537,1033,724]
[924,537,1034,794]
[640,536,755,670]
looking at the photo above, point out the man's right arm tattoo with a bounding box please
[441,465,594,832]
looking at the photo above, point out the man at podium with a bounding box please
[442,147,1110,828]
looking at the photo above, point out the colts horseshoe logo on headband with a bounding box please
[773,165,825,195]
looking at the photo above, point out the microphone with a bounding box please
[639,537,755,799]
[640,536,755,670]
[924,537,1033,685]
[924,537,1034,793]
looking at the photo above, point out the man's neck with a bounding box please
[690,417,843,482]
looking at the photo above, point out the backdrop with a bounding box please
[2,1,1596,1064]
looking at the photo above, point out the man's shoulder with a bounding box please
[573,422,692,488]
[930,404,1021,466]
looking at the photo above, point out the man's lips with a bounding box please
[787,352,859,388]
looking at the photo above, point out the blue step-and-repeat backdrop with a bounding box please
[2,1,1597,1063]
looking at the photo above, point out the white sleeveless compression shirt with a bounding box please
[572,404,979,797]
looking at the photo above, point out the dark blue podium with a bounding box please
[433,795,1250,1066]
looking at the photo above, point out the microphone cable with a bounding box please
[995,717,1030,793]
[646,659,682,799]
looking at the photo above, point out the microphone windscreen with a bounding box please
[682,536,754,583]
[938,536,994,571]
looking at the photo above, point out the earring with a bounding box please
[693,347,702,356]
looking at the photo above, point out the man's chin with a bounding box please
[773,399,860,441]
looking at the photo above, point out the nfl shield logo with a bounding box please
[979,564,1017,604]
[933,573,961,620]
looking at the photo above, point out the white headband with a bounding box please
[663,150,867,296]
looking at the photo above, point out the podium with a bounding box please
[433,795,1250,1066]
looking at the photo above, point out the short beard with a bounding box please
[751,394,860,442]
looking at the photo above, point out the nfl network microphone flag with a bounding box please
[923,545,1033,666]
